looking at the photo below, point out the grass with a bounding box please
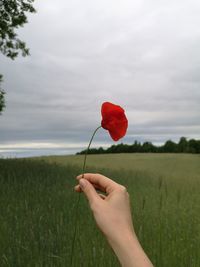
[0,154,200,266]
[40,153,200,180]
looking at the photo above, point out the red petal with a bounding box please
[101,102,128,141]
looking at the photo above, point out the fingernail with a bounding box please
[79,179,86,189]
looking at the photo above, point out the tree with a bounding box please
[77,138,200,155]
[178,137,188,152]
[163,140,178,153]
[188,139,200,153]
[0,0,36,113]
[142,141,155,153]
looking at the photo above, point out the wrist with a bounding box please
[107,230,153,267]
[107,229,136,249]
[107,230,136,265]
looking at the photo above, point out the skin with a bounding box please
[75,173,154,267]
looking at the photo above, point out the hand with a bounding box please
[75,173,135,243]
[74,173,154,267]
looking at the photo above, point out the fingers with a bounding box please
[74,184,106,200]
[74,182,105,193]
[78,179,101,207]
[77,173,118,194]
[74,184,82,192]
[98,193,106,200]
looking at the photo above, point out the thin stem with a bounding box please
[82,125,102,177]
[70,125,101,266]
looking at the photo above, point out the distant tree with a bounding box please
[196,140,200,153]
[98,147,105,154]
[142,141,155,153]
[128,141,142,153]
[0,0,36,113]
[178,137,188,152]
[163,140,178,153]
[187,139,200,153]
[107,144,117,154]
[77,138,200,155]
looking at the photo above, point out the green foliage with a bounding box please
[0,0,36,59]
[0,74,5,113]
[0,155,200,266]
[162,140,177,153]
[77,137,200,155]
[0,0,36,114]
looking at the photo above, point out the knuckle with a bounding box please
[119,185,127,193]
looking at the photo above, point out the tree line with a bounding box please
[77,137,200,155]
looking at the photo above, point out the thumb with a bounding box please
[79,178,100,206]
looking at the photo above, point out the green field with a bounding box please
[0,154,200,266]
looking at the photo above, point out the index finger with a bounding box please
[76,173,119,194]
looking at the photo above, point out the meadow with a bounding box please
[0,153,200,266]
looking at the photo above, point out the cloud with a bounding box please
[0,0,200,156]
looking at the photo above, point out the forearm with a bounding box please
[107,231,154,267]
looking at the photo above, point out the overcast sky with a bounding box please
[0,0,200,157]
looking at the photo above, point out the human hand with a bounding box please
[74,173,135,244]
[74,173,154,267]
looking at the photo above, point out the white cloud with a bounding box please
[0,0,200,156]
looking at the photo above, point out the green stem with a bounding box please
[82,125,102,177]
[70,125,101,266]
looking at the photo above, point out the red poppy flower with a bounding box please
[101,102,128,141]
